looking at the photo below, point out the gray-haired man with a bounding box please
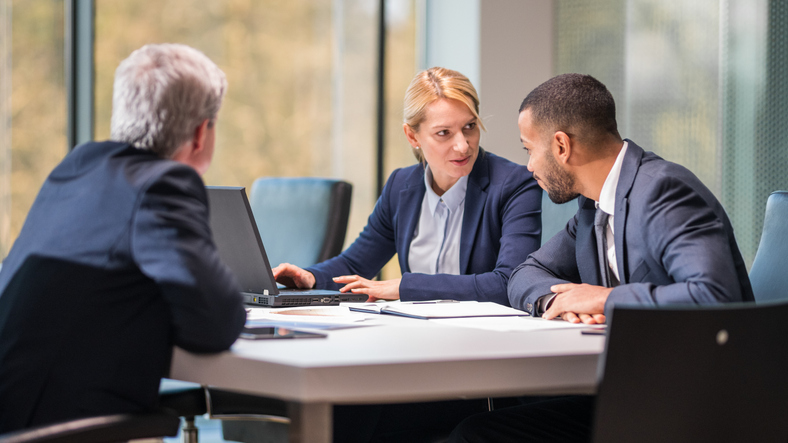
[0,44,246,432]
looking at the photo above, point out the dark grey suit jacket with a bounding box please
[0,141,246,432]
[508,140,753,316]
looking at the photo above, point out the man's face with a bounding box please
[518,108,578,204]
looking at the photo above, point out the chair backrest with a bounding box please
[0,255,171,432]
[248,177,352,268]
[750,191,788,302]
[592,302,788,443]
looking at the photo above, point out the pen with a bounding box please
[410,300,460,304]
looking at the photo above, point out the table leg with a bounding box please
[288,401,332,443]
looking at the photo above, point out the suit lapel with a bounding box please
[614,140,645,284]
[459,151,490,273]
[397,166,427,273]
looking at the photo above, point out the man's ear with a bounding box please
[552,131,572,164]
[191,119,210,154]
[170,119,210,166]
[403,123,419,148]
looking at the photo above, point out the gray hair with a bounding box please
[110,43,227,159]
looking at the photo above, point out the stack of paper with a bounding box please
[245,306,373,330]
[351,300,529,319]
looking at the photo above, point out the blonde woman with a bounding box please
[274,67,541,306]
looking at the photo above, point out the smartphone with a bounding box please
[239,326,327,340]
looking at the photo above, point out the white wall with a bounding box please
[420,0,554,164]
[422,0,481,88]
[421,0,559,243]
[479,0,553,164]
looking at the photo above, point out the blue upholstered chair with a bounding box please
[592,302,788,442]
[215,178,353,442]
[248,177,353,268]
[749,191,788,303]
[161,178,353,443]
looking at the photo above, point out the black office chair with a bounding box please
[749,190,788,303]
[0,255,180,442]
[159,379,210,443]
[0,413,180,443]
[592,302,788,443]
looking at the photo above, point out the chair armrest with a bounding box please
[0,413,180,443]
[159,379,208,417]
[207,387,288,419]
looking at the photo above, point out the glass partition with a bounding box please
[0,0,67,258]
[95,0,417,267]
[555,0,788,266]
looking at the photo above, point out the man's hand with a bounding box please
[543,283,612,324]
[332,275,401,302]
[271,263,316,289]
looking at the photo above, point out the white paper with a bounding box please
[431,316,605,332]
[381,301,529,319]
[246,306,372,326]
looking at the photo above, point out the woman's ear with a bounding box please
[403,123,419,148]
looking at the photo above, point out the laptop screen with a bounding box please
[205,186,279,295]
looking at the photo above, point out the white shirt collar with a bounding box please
[597,141,628,215]
[424,165,468,215]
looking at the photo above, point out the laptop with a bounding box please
[205,186,367,307]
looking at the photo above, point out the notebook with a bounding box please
[350,300,530,319]
[205,186,367,307]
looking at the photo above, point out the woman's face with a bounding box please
[404,98,480,194]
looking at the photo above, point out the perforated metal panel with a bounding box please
[553,0,788,266]
[542,0,627,243]
[722,0,788,267]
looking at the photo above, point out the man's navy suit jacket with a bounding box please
[0,141,246,432]
[509,140,754,315]
[308,149,542,305]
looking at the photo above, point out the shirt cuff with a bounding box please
[537,293,558,315]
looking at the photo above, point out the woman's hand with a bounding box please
[271,263,316,289]
[332,275,401,302]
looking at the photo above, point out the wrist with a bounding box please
[304,271,316,289]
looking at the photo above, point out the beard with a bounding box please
[540,150,579,204]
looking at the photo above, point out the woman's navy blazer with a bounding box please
[307,149,542,306]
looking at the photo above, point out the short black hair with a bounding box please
[519,74,620,143]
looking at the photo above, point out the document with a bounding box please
[373,301,530,320]
[245,306,374,330]
[347,300,404,314]
[432,316,601,332]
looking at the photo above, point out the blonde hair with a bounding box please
[403,67,485,162]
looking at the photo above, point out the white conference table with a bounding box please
[169,307,605,443]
